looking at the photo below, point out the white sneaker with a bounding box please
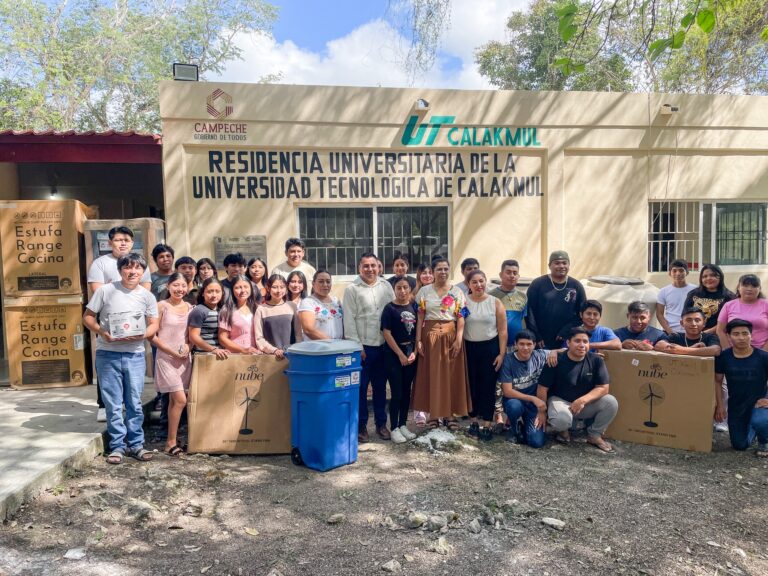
[714,421,729,433]
[97,408,107,422]
[399,425,417,440]
[390,427,407,444]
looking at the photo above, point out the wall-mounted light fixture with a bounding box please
[50,185,57,199]
[660,104,679,115]
[415,98,430,111]
[173,63,199,82]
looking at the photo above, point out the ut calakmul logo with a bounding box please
[207,89,233,119]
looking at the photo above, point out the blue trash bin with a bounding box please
[285,339,363,472]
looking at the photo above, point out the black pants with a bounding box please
[465,337,499,422]
[385,345,417,429]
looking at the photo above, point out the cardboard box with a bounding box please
[107,311,147,338]
[83,218,165,281]
[0,200,93,296]
[603,350,715,452]
[187,354,291,455]
[4,294,89,389]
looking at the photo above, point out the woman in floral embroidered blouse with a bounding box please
[298,270,344,339]
[412,257,472,429]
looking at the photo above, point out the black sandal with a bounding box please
[445,419,460,432]
[164,445,184,457]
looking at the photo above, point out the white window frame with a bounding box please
[649,200,768,273]
[701,201,768,271]
[295,203,452,282]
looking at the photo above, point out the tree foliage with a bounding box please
[475,0,633,91]
[403,0,767,94]
[555,0,768,93]
[0,0,277,132]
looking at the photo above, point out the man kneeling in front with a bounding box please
[715,319,768,457]
[537,327,618,453]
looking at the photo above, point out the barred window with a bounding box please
[648,201,767,272]
[299,206,449,277]
[715,203,767,266]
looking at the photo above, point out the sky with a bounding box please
[215,0,528,90]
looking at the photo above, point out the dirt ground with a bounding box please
[1,424,767,576]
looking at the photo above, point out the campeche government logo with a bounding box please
[207,89,233,120]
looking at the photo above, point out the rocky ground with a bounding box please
[1,425,767,576]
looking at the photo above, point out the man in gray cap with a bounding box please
[525,251,586,349]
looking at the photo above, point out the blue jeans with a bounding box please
[503,391,546,449]
[729,407,768,450]
[95,350,147,453]
[359,344,388,428]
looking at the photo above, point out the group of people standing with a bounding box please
[84,230,342,463]
[84,227,768,464]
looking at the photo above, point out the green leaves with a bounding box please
[681,13,694,28]
[672,30,686,49]
[648,37,673,61]
[761,25,768,42]
[647,29,686,61]
[696,9,716,33]
[556,2,578,42]
[552,57,585,76]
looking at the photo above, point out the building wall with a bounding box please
[159,82,768,289]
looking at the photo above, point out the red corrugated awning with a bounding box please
[0,130,162,164]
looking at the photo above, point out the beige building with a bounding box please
[159,82,768,289]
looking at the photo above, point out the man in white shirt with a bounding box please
[87,226,152,293]
[87,226,152,421]
[656,259,696,334]
[271,238,316,280]
[343,253,395,442]
[84,254,159,464]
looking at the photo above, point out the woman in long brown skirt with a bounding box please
[412,257,471,430]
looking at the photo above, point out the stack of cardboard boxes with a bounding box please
[0,200,93,389]
[0,203,167,389]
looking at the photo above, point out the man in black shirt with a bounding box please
[715,319,768,456]
[654,307,721,357]
[526,251,586,349]
[537,327,618,452]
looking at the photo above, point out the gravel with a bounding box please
[1,427,767,575]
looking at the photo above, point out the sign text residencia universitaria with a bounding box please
[190,106,543,201]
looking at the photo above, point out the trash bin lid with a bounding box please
[587,275,645,286]
[286,339,363,356]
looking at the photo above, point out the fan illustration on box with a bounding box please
[639,382,665,428]
[236,386,261,435]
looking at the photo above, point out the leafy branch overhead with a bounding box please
[553,0,768,92]
[474,0,767,94]
[0,0,277,133]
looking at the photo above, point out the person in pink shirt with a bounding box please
[218,275,259,353]
[717,274,768,350]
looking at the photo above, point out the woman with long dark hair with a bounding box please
[286,270,308,306]
[717,274,768,350]
[684,264,735,334]
[218,275,259,354]
[412,257,471,430]
[152,273,193,455]
[254,274,302,357]
[246,257,268,301]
